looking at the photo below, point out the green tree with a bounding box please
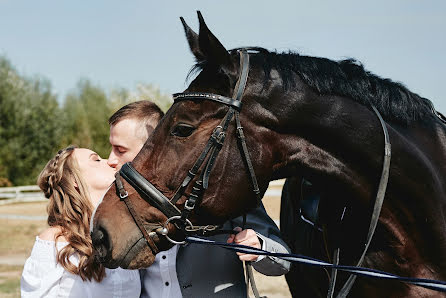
[0,57,62,185]
[61,79,112,158]
[0,56,174,186]
[109,83,173,113]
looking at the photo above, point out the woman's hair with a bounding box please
[37,145,105,282]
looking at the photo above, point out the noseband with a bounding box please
[115,49,261,250]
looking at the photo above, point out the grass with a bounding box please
[0,265,22,298]
[0,201,47,215]
[0,219,47,256]
[0,204,46,298]
[0,202,48,256]
[0,278,20,297]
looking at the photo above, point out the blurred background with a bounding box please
[0,1,445,297]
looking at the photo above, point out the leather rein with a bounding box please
[114,48,395,297]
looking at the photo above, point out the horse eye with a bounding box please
[171,124,196,137]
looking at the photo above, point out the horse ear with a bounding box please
[197,11,231,66]
[180,17,205,61]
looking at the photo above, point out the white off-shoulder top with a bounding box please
[21,237,141,298]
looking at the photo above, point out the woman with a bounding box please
[21,146,140,297]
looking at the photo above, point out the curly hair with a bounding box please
[37,145,105,282]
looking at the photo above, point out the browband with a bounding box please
[173,92,243,111]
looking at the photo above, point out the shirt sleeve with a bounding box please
[21,240,87,298]
[230,203,291,276]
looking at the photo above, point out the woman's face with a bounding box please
[73,148,116,206]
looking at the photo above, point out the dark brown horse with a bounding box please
[91,12,446,297]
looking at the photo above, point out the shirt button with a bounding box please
[165,282,170,286]
[162,255,166,259]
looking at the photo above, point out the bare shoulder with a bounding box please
[39,226,67,242]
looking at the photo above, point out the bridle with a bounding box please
[113,48,394,297]
[115,48,261,250]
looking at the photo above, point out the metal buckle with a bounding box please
[160,216,193,245]
[119,190,129,200]
[184,199,195,211]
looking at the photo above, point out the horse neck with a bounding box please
[256,81,446,277]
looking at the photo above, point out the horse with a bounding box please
[91,12,446,297]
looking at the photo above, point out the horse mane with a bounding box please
[190,48,439,126]
[252,49,439,125]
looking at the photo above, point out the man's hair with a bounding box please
[108,100,164,136]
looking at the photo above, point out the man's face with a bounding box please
[108,118,147,170]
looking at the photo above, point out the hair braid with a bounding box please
[37,145,106,282]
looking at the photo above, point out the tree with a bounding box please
[0,56,174,185]
[0,57,62,185]
[109,83,173,113]
[61,79,112,158]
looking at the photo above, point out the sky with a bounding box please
[1,0,445,111]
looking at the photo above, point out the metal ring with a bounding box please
[162,216,193,245]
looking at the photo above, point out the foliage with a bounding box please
[0,56,173,185]
[61,79,112,158]
[0,57,62,185]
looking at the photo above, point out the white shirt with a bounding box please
[140,245,182,298]
[21,237,141,298]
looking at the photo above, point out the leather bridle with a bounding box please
[113,48,394,297]
[115,48,261,250]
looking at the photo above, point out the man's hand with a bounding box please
[227,227,262,261]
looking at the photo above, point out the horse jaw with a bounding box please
[119,237,156,269]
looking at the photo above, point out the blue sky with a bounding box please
[1,1,445,111]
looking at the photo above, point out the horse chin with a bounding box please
[119,237,156,269]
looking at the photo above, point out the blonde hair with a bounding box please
[37,145,105,282]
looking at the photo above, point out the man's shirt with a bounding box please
[140,245,182,298]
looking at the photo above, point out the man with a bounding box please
[108,100,290,297]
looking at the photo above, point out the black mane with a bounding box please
[192,48,439,125]
[251,49,437,125]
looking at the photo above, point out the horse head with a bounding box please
[91,14,446,295]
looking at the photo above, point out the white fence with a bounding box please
[0,179,285,207]
[0,185,46,205]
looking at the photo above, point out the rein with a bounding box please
[185,236,446,293]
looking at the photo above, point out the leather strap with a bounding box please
[336,105,391,297]
[120,163,181,218]
[173,93,243,110]
[115,172,160,254]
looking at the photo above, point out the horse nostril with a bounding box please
[92,227,110,259]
